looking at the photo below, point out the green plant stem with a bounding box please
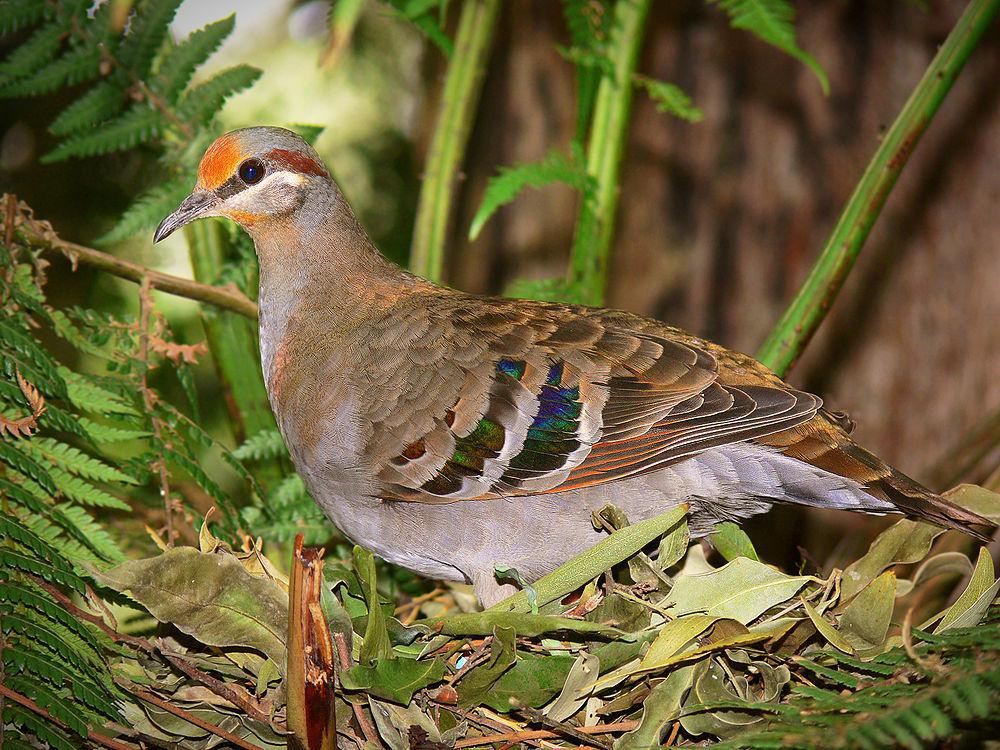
[756,0,1000,376]
[568,0,651,306]
[409,0,500,281]
[183,221,281,483]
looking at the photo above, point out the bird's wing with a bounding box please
[363,294,821,502]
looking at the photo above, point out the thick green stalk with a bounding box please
[183,221,281,483]
[409,0,500,281]
[568,0,651,306]
[756,0,1000,376]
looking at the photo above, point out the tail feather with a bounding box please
[757,412,997,542]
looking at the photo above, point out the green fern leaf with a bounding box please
[156,14,235,102]
[0,578,105,652]
[42,104,163,162]
[49,80,126,136]
[177,64,262,123]
[78,417,151,444]
[25,437,140,485]
[0,22,64,82]
[0,318,67,392]
[0,516,77,575]
[4,705,78,750]
[3,613,101,676]
[232,429,288,462]
[97,177,190,245]
[57,503,126,562]
[0,549,84,593]
[0,440,58,495]
[4,675,93,739]
[633,75,703,122]
[708,0,829,94]
[0,0,55,36]
[3,643,120,717]
[470,148,594,239]
[63,370,141,416]
[47,465,131,510]
[0,45,101,98]
[116,0,185,77]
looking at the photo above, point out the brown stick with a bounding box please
[509,700,612,750]
[0,684,137,750]
[120,680,262,750]
[6,200,258,319]
[452,720,640,749]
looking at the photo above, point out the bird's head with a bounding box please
[154,126,331,243]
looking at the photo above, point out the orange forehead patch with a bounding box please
[197,134,244,190]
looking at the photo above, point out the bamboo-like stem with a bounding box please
[183,220,278,455]
[755,0,1000,376]
[568,0,651,306]
[409,0,500,281]
[7,203,258,319]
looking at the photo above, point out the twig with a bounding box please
[509,700,612,750]
[118,679,262,750]
[334,631,384,747]
[6,200,258,319]
[0,684,136,750]
[409,0,501,281]
[158,649,275,726]
[452,720,639,749]
[756,0,1000,376]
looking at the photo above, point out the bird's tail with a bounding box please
[758,412,997,542]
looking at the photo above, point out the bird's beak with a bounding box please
[153,190,219,243]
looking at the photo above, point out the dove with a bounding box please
[155,127,994,605]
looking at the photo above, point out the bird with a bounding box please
[155,126,995,606]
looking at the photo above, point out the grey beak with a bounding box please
[153,191,219,243]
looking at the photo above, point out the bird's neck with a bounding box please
[248,185,423,391]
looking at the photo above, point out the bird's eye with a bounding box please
[238,158,265,185]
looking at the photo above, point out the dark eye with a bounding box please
[238,158,265,185]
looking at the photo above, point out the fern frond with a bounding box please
[97,177,190,245]
[116,0,185,77]
[0,578,105,653]
[707,0,829,94]
[0,0,55,36]
[63,370,141,416]
[0,318,68,395]
[47,465,131,510]
[0,440,58,495]
[49,80,126,136]
[42,104,163,162]
[4,705,78,750]
[0,22,64,82]
[633,75,703,122]
[4,675,95,739]
[25,436,140,485]
[156,14,235,102]
[0,548,85,593]
[0,45,102,98]
[177,64,262,123]
[78,416,152,444]
[3,643,120,717]
[232,429,289,462]
[470,148,594,239]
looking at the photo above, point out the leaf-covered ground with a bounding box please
[89,485,1000,749]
